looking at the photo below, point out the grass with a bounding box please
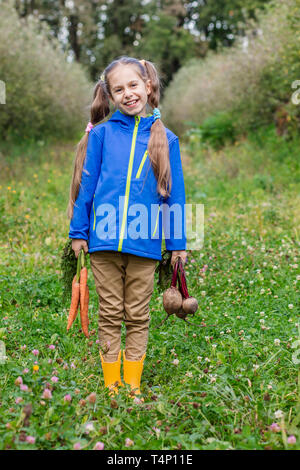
[0,124,299,450]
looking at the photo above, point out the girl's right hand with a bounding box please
[71,239,89,258]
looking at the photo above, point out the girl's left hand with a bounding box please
[171,250,188,268]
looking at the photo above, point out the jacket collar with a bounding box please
[109,109,155,132]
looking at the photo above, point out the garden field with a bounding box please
[0,125,299,450]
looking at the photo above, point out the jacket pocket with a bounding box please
[135,150,148,179]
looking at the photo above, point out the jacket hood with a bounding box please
[108,109,155,132]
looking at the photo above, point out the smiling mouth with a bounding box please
[125,99,139,107]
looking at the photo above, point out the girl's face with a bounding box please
[108,65,151,118]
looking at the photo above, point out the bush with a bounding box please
[195,112,236,150]
[162,0,300,140]
[0,0,92,141]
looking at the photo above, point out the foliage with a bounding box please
[187,112,237,150]
[188,0,272,50]
[155,250,173,293]
[0,0,92,141]
[136,11,203,85]
[162,0,300,140]
[60,239,77,300]
[12,0,271,87]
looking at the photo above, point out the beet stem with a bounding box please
[171,260,179,288]
[181,266,189,297]
[154,314,170,329]
[179,270,188,299]
[178,259,189,298]
[184,319,217,327]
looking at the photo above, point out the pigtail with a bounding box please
[66,80,110,220]
[143,60,172,199]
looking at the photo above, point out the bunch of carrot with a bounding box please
[66,249,89,338]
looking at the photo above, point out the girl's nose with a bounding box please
[124,88,133,99]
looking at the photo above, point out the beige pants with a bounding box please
[90,250,157,362]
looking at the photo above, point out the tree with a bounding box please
[11,0,273,86]
[188,0,271,51]
[137,12,205,87]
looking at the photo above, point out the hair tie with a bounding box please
[153,108,161,121]
[100,73,105,82]
[85,122,94,133]
[139,59,146,67]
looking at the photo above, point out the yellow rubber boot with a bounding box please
[123,351,146,401]
[100,350,124,396]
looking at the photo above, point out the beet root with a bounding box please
[163,286,183,315]
[175,307,187,319]
[176,297,198,320]
[182,297,198,315]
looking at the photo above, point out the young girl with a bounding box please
[67,56,187,398]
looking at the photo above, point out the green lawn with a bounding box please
[0,125,299,450]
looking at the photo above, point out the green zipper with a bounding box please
[152,205,160,237]
[93,194,96,230]
[135,150,148,178]
[118,115,141,251]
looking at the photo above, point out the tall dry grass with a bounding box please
[0,0,92,141]
[162,0,300,137]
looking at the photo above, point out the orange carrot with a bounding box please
[80,284,89,337]
[67,250,82,332]
[80,267,88,309]
[79,250,88,315]
[67,274,80,330]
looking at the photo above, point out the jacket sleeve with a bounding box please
[69,129,103,240]
[162,137,186,251]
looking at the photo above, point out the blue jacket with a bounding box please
[69,109,186,261]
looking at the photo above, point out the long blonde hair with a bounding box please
[67,56,171,220]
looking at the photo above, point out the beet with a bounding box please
[163,286,182,315]
[175,297,198,320]
[175,260,203,326]
[175,307,186,319]
[163,260,182,314]
[182,296,198,315]
[156,258,212,329]
[156,261,183,327]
